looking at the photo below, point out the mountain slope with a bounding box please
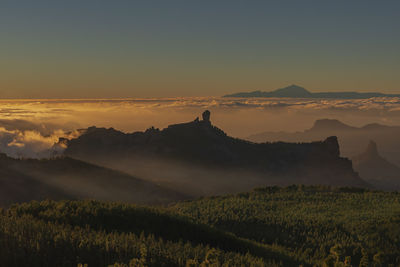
[63,111,368,196]
[352,141,400,190]
[0,153,185,207]
[224,84,400,99]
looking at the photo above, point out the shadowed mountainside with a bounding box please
[224,84,400,99]
[352,141,400,191]
[0,153,185,207]
[63,111,368,196]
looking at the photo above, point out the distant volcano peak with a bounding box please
[224,85,400,99]
[277,84,309,92]
[272,85,312,97]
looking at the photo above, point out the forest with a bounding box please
[1,185,399,266]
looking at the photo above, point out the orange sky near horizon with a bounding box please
[1,1,399,98]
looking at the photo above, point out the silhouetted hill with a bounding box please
[63,111,368,196]
[247,119,400,166]
[0,153,185,207]
[224,85,400,99]
[352,141,400,190]
[310,119,357,132]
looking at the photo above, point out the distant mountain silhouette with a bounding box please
[224,85,400,99]
[0,153,185,207]
[63,111,368,196]
[247,119,400,166]
[352,141,400,190]
[310,119,357,132]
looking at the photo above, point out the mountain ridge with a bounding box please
[63,111,368,195]
[224,85,400,99]
[246,118,400,167]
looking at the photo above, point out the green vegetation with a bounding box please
[0,200,295,267]
[172,185,400,266]
[1,185,400,266]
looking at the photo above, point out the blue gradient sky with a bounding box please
[1,1,399,98]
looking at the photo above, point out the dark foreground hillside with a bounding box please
[0,200,299,267]
[1,186,400,266]
[172,186,400,266]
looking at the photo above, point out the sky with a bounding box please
[1,1,400,98]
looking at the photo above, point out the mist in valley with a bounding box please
[0,97,399,203]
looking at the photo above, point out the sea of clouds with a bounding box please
[1,97,400,158]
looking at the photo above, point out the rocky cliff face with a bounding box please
[352,141,400,190]
[63,111,368,196]
[247,119,400,167]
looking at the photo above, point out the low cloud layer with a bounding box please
[0,97,400,158]
[0,124,81,158]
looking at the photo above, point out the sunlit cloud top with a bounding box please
[1,97,400,131]
[0,97,400,158]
